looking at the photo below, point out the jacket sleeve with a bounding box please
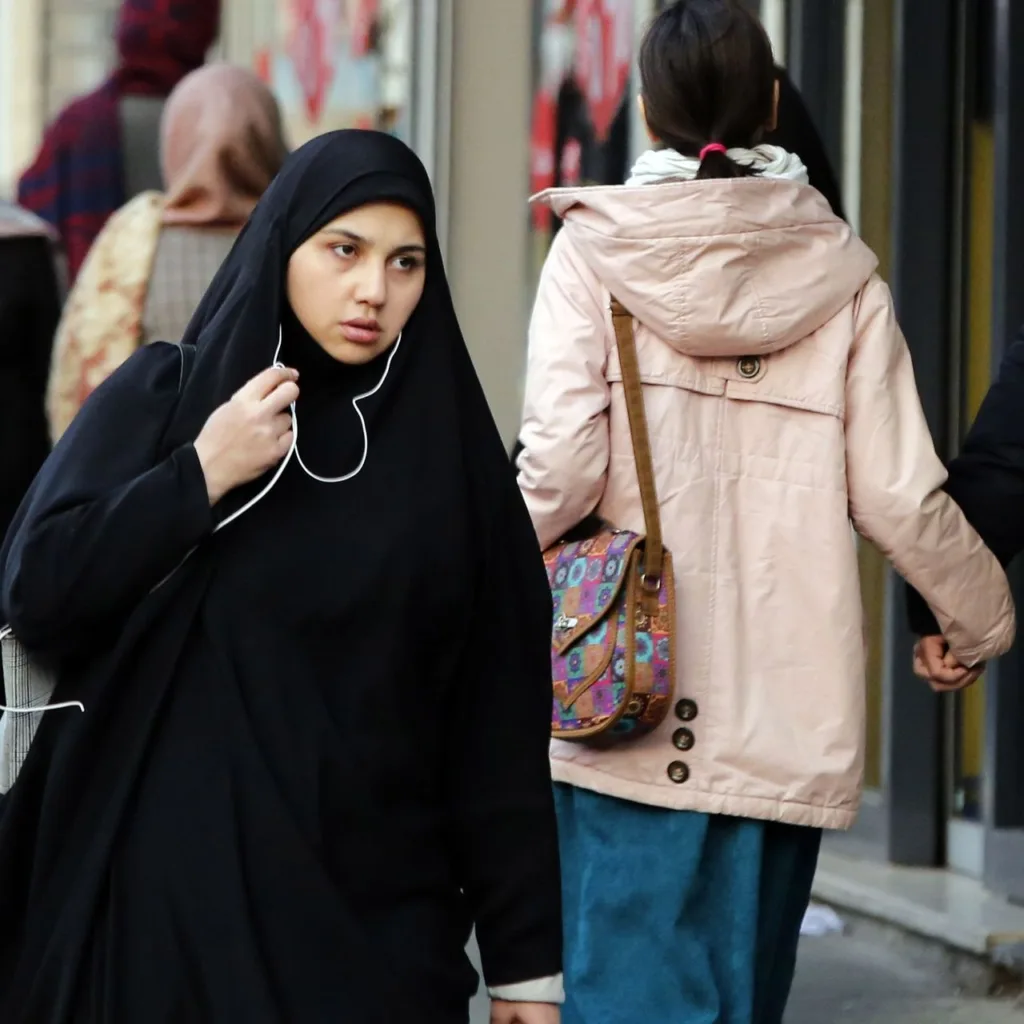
[517,228,611,549]
[1,342,212,654]
[846,275,1015,666]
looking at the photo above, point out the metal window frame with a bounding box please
[784,0,846,172]
[412,0,452,257]
[877,0,958,867]
[827,0,957,868]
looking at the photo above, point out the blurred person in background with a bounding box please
[17,0,221,285]
[47,63,287,442]
[907,328,1024,687]
[766,66,844,219]
[0,204,63,547]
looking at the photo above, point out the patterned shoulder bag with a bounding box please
[545,299,675,743]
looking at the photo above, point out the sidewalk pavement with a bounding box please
[787,932,1022,1023]
[468,931,1024,1022]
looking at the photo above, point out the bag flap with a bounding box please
[545,530,641,655]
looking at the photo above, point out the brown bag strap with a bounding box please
[609,298,664,590]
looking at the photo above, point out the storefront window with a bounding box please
[529,0,635,280]
[246,0,414,148]
[44,0,119,119]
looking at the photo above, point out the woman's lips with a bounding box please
[340,320,383,344]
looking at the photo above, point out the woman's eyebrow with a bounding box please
[321,228,426,255]
[321,227,366,244]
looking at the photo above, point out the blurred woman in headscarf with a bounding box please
[46,63,287,442]
[17,0,221,284]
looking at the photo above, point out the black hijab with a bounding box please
[165,130,515,529]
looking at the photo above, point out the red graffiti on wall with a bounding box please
[290,0,342,123]
[350,0,380,57]
[574,0,632,141]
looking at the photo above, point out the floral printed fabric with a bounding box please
[46,191,164,442]
[547,529,674,739]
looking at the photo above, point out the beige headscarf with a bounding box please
[161,63,287,227]
[47,64,287,441]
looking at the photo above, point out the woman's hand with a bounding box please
[490,1001,560,1024]
[913,635,985,692]
[193,366,299,506]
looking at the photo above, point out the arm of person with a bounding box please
[445,475,563,1006]
[846,275,1015,668]
[1,342,213,654]
[906,326,1024,638]
[490,997,561,1023]
[517,228,611,550]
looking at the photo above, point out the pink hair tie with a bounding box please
[699,142,727,161]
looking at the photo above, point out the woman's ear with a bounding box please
[768,77,780,132]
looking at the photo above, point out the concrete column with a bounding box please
[445,0,532,445]
[0,0,46,197]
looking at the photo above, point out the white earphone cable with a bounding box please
[0,326,400,720]
[291,328,402,484]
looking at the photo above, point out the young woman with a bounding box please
[516,2,1014,1022]
[0,131,562,1024]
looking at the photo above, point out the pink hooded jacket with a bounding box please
[517,177,1015,830]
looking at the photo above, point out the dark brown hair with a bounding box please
[639,0,776,180]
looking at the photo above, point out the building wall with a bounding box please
[0,0,46,198]
[446,0,533,444]
[0,0,121,198]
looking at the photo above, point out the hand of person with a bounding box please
[490,1001,560,1024]
[193,366,299,506]
[913,635,985,693]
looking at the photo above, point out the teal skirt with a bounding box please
[554,783,821,1024]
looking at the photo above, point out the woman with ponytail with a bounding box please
[515,1,1014,1021]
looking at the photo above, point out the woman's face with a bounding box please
[286,202,427,364]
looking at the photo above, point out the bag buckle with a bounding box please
[640,572,661,595]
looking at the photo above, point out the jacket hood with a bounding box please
[533,178,878,358]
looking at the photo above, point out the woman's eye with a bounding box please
[332,244,357,259]
[392,255,423,272]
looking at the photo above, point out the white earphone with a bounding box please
[214,324,402,532]
[0,326,405,720]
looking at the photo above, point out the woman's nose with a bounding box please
[353,262,387,307]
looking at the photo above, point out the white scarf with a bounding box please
[626,144,809,186]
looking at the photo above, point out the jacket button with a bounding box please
[737,356,761,379]
[673,728,695,751]
[675,699,698,722]
[667,761,690,784]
